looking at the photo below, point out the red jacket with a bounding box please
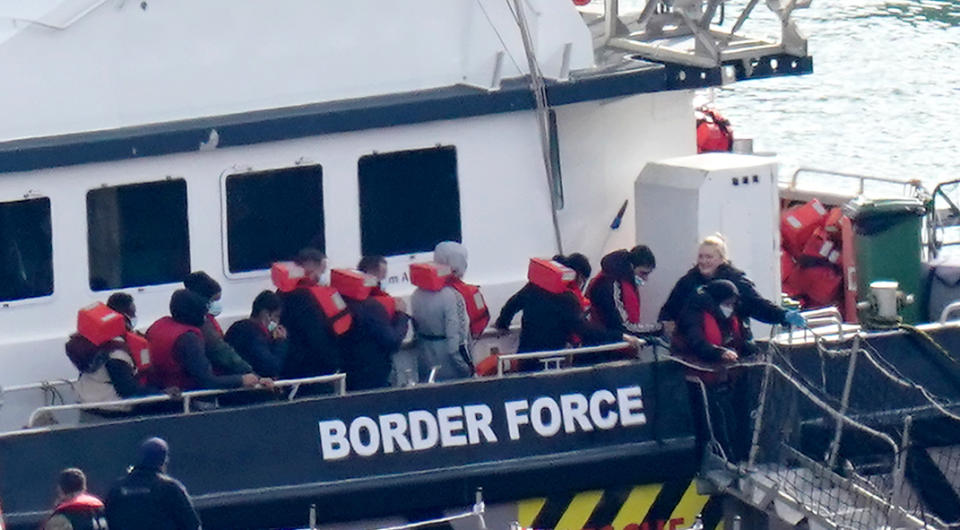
[145,317,202,390]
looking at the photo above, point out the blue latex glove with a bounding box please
[784,310,807,328]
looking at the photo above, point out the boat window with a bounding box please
[358,146,461,256]
[87,179,190,291]
[0,197,53,302]
[225,165,325,273]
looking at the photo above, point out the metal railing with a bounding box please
[26,374,345,428]
[940,301,960,324]
[496,339,645,376]
[784,167,926,198]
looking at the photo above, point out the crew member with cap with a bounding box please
[276,248,345,378]
[674,279,757,465]
[105,437,200,530]
[183,271,261,378]
[145,290,262,391]
[410,241,478,381]
[495,254,629,371]
[43,468,106,530]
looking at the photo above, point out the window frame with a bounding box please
[219,161,326,280]
[357,145,463,258]
[0,192,55,309]
[84,177,192,292]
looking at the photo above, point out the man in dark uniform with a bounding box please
[105,437,200,530]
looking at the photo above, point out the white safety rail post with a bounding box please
[25,374,346,429]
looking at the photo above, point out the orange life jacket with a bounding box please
[304,285,353,336]
[447,278,490,338]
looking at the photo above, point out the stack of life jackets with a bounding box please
[780,198,848,312]
[272,261,353,336]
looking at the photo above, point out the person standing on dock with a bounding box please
[105,437,200,530]
[43,468,107,530]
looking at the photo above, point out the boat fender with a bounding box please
[528,258,576,294]
[410,262,452,291]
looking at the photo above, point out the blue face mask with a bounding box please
[127,316,138,330]
[267,320,278,333]
[208,300,223,317]
[635,275,646,286]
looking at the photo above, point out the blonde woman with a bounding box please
[658,234,805,336]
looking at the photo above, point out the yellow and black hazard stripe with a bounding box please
[517,477,724,530]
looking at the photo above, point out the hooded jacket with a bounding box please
[587,250,657,336]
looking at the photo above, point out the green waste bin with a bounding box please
[846,197,926,323]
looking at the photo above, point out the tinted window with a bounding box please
[225,165,325,273]
[358,146,461,256]
[0,197,53,302]
[87,179,190,290]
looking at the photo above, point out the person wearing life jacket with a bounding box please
[587,246,663,337]
[658,234,806,338]
[410,242,477,381]
[105,437,201,530]
[146,290,262,391]
[357,255,390,297]
[276,248,346,378]
[224,291,289,379]
[336,270,411,391]
[695,106,734,153]
[43,468,107,530]
[674,279,756,466]
[71,294,174,421]
[494,254,628,371]
[182,272,266,383]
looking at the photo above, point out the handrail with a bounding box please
[376,488,486,530]
[785,306,846,343]
[785,167,925,197]
[26,374,346,428]
[939,301,960,324]
[1,378,76,394]
[496,340,644,376]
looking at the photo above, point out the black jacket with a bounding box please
[342,298,410,391]
[586,251,659,336]
[224,319,289,378]
[278,287,343,378]
[105,467,200,530]
[676,287,758,363]
[659,264,787,326]
[496,283,622,369]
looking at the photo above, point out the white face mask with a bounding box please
[719,304,735,318]
[267,320,278,332]
[208,300,223,317]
